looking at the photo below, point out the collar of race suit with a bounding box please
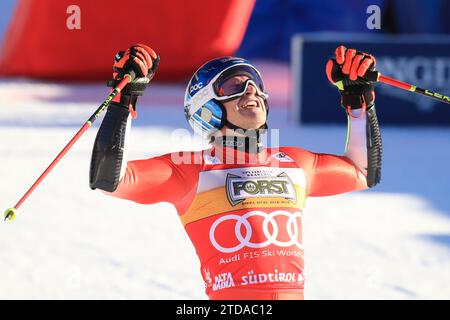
[211,133,264,154]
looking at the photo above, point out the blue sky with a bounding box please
[0,0,16,50]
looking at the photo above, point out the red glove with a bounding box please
[113,44,158,80]
[326,45,377,111]
[109,44,160,111]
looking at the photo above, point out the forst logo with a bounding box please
[233,180,289,195]
[226,173,296,206]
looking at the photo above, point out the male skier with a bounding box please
[90,44,382,300]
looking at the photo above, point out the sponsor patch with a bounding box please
[212,272,235,291]
[226,172,296,206]
[271,152,294,162]
[204,153,222,165]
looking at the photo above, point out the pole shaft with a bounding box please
[14,122,91,210]
[10,76,132,212]
[378,75,414,91]
[378,74,450,105]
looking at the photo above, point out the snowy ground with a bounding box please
[0,79,449,300]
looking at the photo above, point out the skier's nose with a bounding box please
[245,82,257,96]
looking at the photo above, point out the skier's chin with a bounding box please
[232,122,265,131]
[239,115,266,130]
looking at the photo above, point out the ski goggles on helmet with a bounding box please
[213,65,268,101]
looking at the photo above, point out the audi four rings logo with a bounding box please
[209,210,303,253]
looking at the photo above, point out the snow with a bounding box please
[0,79,449,299]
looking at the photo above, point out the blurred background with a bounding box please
[0,0,449,299]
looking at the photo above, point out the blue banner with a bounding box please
[291,33,450,125]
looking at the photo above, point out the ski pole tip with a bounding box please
[4,208,16,221]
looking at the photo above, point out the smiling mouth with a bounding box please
[238,100,259,109]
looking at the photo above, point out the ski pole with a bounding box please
[3,74,134,221]
[366,71,450,105]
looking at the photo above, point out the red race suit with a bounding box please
[105,114,369,300]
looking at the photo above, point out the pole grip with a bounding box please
[365,70,380,82]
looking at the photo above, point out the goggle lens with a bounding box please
[214,65,267,100]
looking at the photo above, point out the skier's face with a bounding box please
[221,75,267,130]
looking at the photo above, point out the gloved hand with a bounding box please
[109,44,160,110]
[326,45,378,112]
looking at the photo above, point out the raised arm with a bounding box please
[89,44,200,212]
[284,105,381,197]
[89,97,200,208]
[325,45,382,185]
[285,45,383,197]
[302,103,381,197]
[90,44,159,192]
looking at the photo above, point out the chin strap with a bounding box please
[212,134,264,154]
[223,118,268,132]
[214,119,267,154]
